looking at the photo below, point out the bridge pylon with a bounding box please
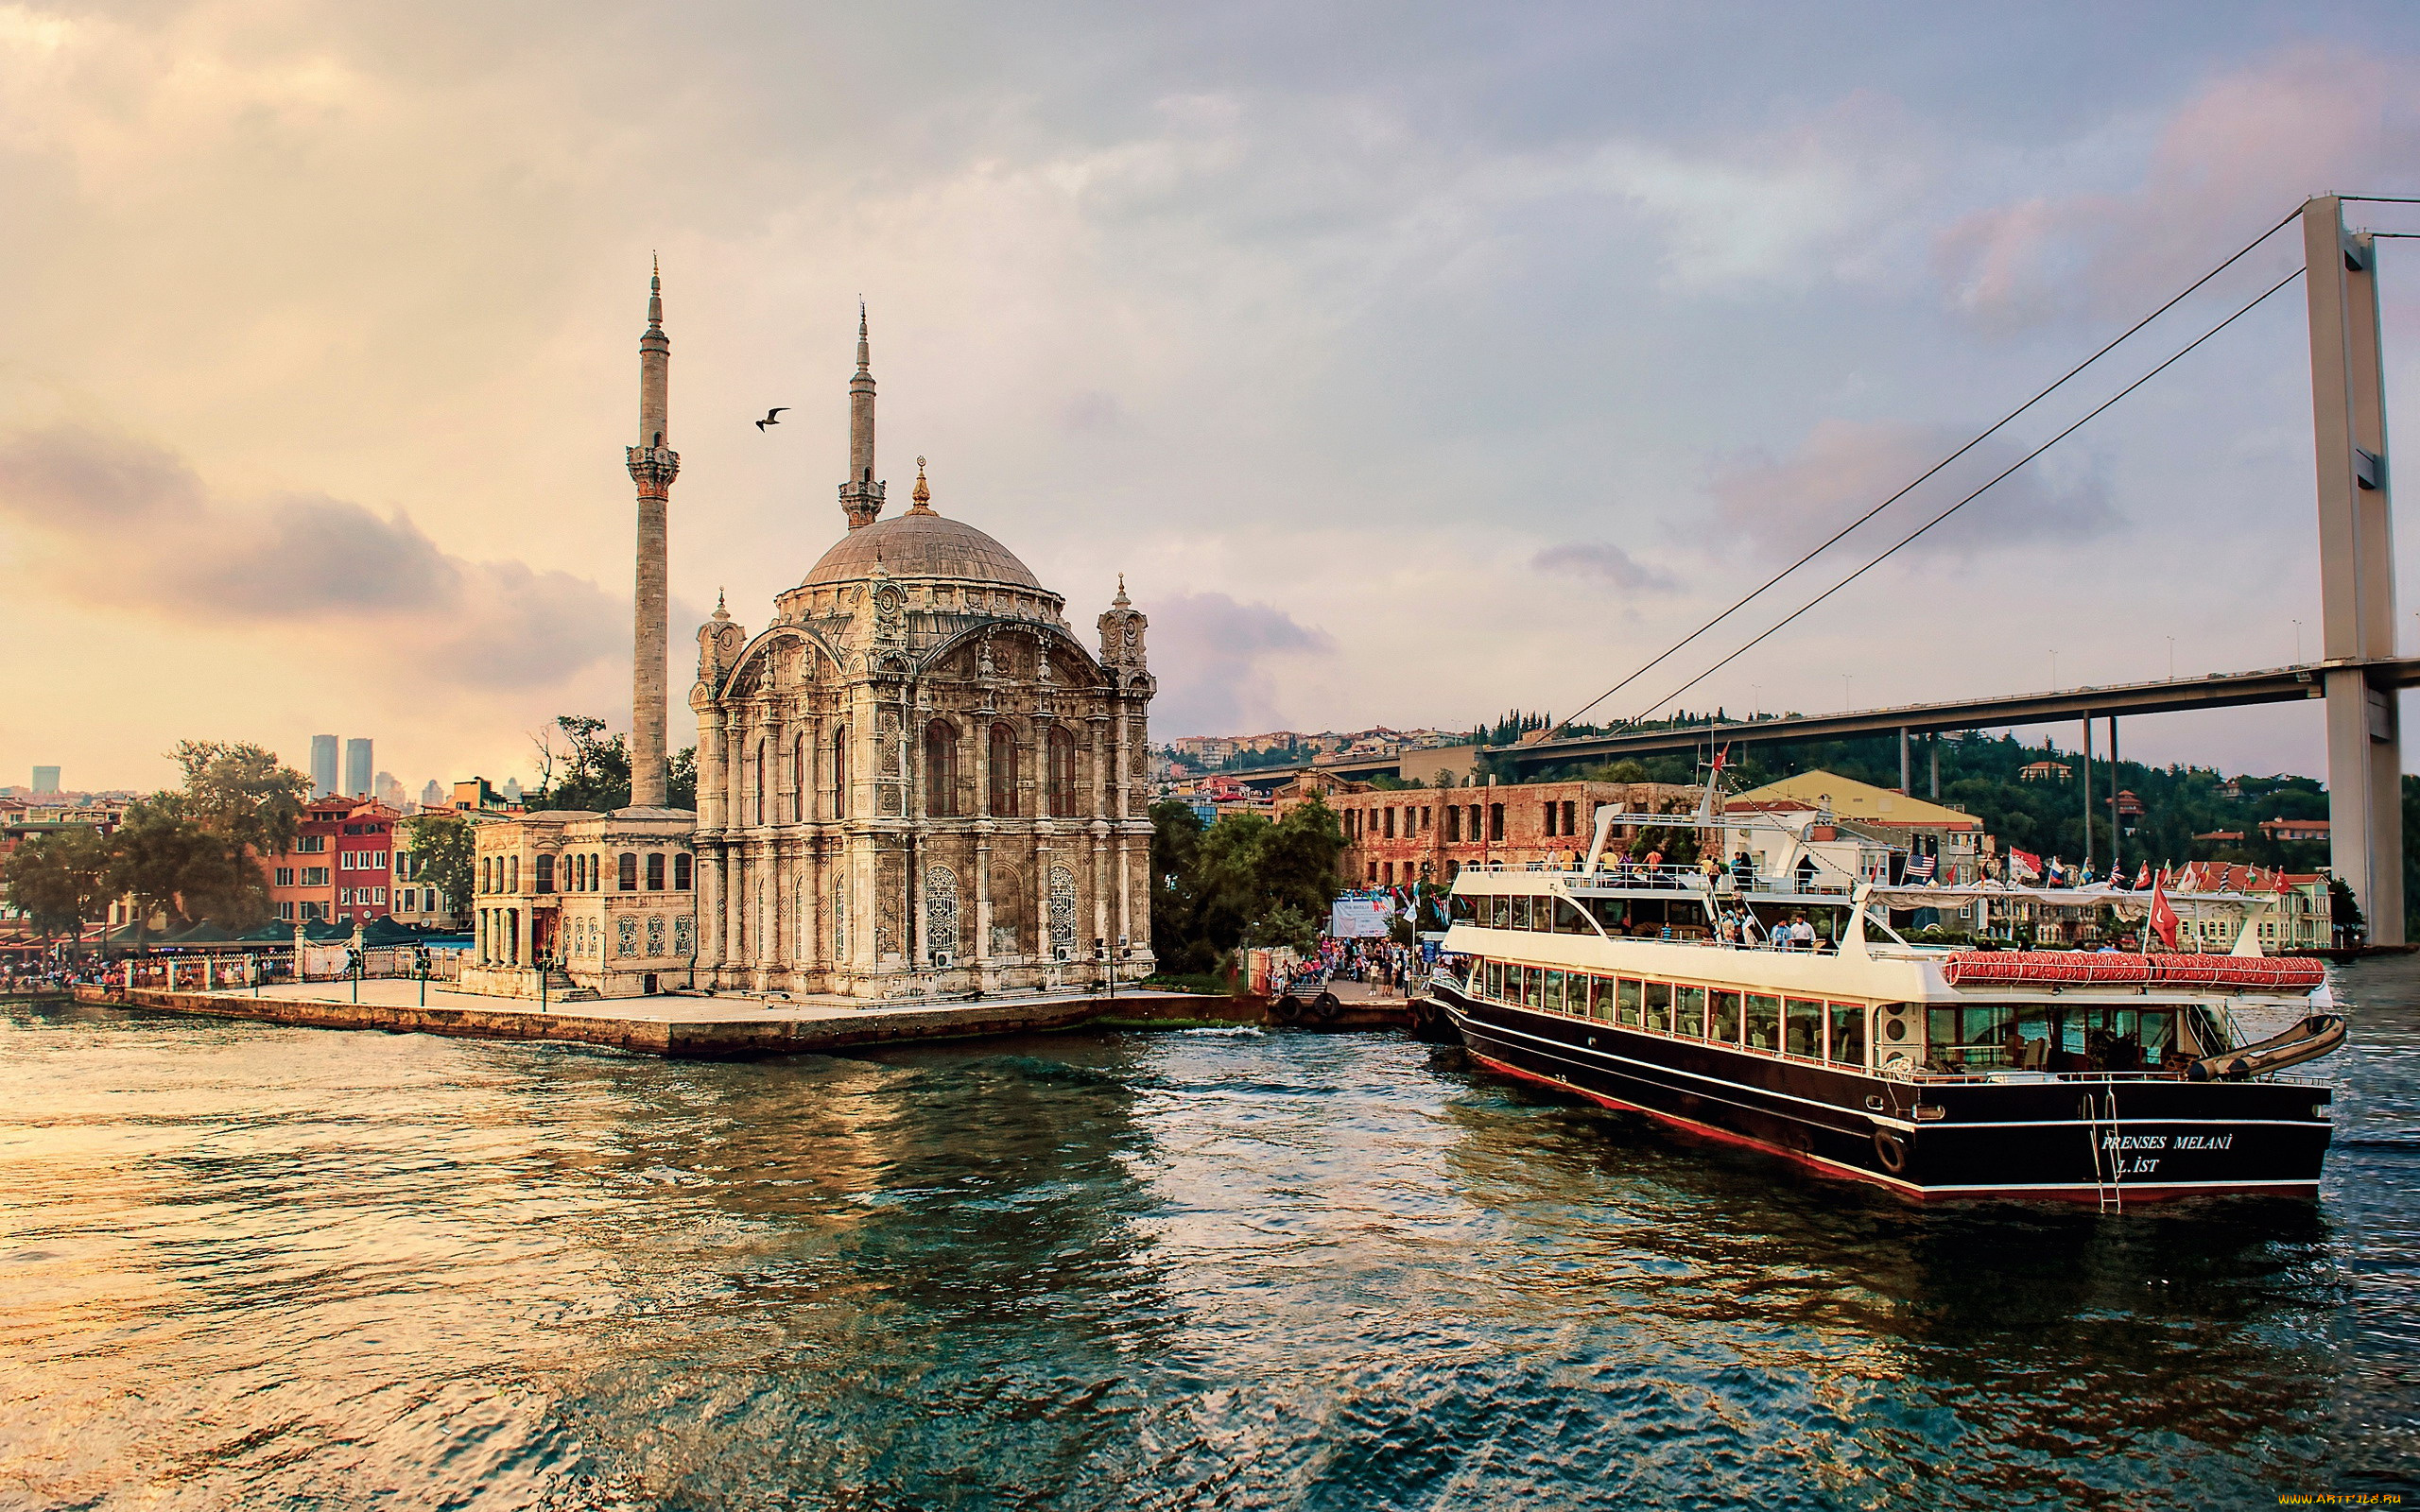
[2304,194,2403,944]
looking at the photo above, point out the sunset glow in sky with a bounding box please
[8,2,2420,794]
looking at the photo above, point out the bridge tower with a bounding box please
[2304,195,2402,944]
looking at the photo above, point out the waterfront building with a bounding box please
[262,796,402,924]
[1280,776,1701,887]
[1728,770,1988,885]
[687,310,1156,998]
[461,806,698,997]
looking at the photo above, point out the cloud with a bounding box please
[1935,44,2420,325]
[1143,591,1336,735]
[1704,418,2119,566]
[1532,541,1678,593]
[0,423,621,689]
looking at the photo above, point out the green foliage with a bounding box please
[403,812,476,916]
[0,826,115,945]
[1150,798,1347,971]
[531,714,698,813]
[108,798,264,940]
[169,740,311,853]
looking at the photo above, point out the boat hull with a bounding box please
[1435,983,2332,1203]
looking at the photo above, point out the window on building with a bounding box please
[297,836,325,853]
[338,887,354,905]
[535,855,554,893]
[1384,807,1396,839]
[989,724,1018,816]
[1047,727,1078,816]
[674,852,692,891]
[278,902,296,920]
[1488,804,1504,841]
[507,855,519,893]
[1543,801,1557,835]
[793,733,806,823]
[1383,862,1394,884]
[1445,807,1461,842]
[647,852,666,890]
[753,740,767,826]
[618,852,638,890]
[832,728,849,817]
[274,868,294,887]
[1368,862,1378,883]
[926,720,960,817]
[302,867,330,886]
[1560,801,1576,836]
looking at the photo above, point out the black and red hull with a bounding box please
[1435,984,2332,1203]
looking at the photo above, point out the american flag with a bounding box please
[1904,853,1936,881]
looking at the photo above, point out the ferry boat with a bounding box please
[1425,799,2344,1205]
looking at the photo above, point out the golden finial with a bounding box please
[910,455,932,511]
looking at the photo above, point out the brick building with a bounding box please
[1276,776,1701,887]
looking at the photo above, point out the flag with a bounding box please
[2148,875,2179,950]
[2135,862,2151,889]
[2009,848,2042,883]
[1709,745,1730,778]
[1904,852,1936,881]
[2273,868,2294,896]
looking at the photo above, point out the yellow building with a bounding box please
[1729,769,1988,884]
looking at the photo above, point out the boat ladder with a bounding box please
[2083,1089,2123,1214]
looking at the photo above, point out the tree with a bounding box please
[531,715,632,812]
[1150,799,1212,972]
[169,740,310,853]
[1154,798,1349,970]
[1,826,115,953]
[403,812,475,918]
[106,799,222,944]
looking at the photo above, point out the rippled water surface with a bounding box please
[3,962,2415,1510]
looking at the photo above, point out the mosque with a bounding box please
[462,271,1156,1001]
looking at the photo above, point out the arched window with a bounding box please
[831,727,849,818]
[753,740,767,826]
[618,852,638,891]
[989,723,1017,816]
[480,857,493,894]
[792,733,806,823]
[925,720,959,817]
[674,852,692,891]
[1047,727,1078,817]
[646,852,666,891]
[535,855,554,894]
[507,855,519,893]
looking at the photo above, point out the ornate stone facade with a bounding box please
[689,319,1155,999]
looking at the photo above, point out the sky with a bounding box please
[8,0,2420,795]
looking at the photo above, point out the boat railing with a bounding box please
[1882,1065,2329,1089]
[1461,860,1866,897]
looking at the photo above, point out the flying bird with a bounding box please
[755,407,788,431]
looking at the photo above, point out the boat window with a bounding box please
[1675,985,1706,1037]
[2185,1005,2234,1057]
[1643,981,1672,1032]
[1544,969,1566,1013]
[1485,961,1503,1001]
[1616,978,1642,1026]
[1827,1003,1867,1068]
[1450,894,1476,925]
[1586,974,1610,1021]
[1489,896,1510,929]
[1745,993,1783,1052]
[1926,1005,2012,1072]
[1521,967,1544,1009]
[1784,998,1824,1058]
[2061,1005,2175,1072]
[1587,897,1628,931]
[1711,990,1743,1043]
[1556,899,1591,935]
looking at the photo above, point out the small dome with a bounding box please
[803,509,1043,590]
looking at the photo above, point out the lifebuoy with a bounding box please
[1873,1127,1910,1174]
[1271,996,1305,1023]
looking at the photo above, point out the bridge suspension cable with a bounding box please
[1542,204,2306,744]
[1614,263,2307,730]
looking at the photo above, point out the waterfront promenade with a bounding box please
[58,978,1262,1058]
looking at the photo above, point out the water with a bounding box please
[1,964,2413,1512]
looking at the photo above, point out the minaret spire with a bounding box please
[839,300,885,531]
[626,259,681,808]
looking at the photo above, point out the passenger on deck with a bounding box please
[1733,850,1755,890]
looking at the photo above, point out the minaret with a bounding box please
[626,256,680,808]
[839,302,886,530]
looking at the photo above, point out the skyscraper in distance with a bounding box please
[310,735,338,799]
[345,739,372,799]
[30,766,60,794]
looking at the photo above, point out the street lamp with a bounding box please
[2293,619,2304,664]
[2166,636,2176,680]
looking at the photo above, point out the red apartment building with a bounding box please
[263,797,404,925]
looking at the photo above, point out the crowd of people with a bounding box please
[1286,936,1426,994]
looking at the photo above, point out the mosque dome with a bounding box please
[801,462,1044,591]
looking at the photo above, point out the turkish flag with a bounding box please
[2149,876,2179,951]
